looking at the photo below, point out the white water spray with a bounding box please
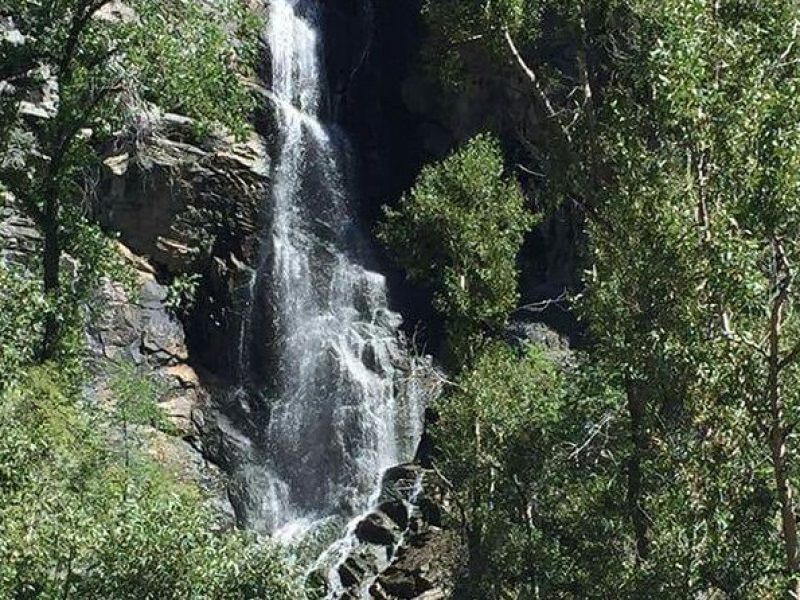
[237,0,425,538]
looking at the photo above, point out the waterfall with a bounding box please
[233,0,426,538]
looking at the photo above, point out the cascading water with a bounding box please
[232,0,427,540]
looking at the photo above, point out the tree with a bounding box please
[644,2,800,595]
[422,0,633,219]
[379,134,535,364]
[0,0,259,362]
[584,0,800,595]
[0,366,309,599]
[433,342,635,598]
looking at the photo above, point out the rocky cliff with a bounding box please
[1,101,272,521]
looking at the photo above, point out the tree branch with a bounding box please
[57,0,116,76]
[503,27,567,141]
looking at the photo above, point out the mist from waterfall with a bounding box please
[232,0,426,538]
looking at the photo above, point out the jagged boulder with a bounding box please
[378,500,410,530]
[504,318,572,355]
[90,250,198,428]
[371,528,463,600]
[93,259,187,364]
[356,511,400,546]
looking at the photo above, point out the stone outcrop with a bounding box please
[90,249,197,432]
[88,248,235,525]
[0,192,235,523]
[505,315,575,356]
[328,464,465,600]
[0,203,40,264]
[85,111,276,524]
[95,112,270,381]
[0,78,263,522]
[96,113,267,274]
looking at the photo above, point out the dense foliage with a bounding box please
[380,134,534,363]
[379,0,800,598]
[0,264,47,385]
[434,344,632,598]
[0,366,305,599]
[126,0,260,138]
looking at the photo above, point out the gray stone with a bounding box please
[505,319,569,352]
[379,500,409,529]
[92,264,186,366]
[330,464,464,599]
[95,111,270,382]
[0,203,40,264]
[96,113,268,275]
[355,512,398,546]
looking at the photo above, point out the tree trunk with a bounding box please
[39,188,60,362]
[768,353,799,598]
[766,243,799,599]
[771,424,800,599]
[626,380,650,563]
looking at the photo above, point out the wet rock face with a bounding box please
[329,464,465,600]
[95,112,270,382]
[356,511,400,546]
[372,527,463,600]
[88,111,279,523]
[322,0,426,214]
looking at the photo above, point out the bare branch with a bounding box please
[515,163,544,178]
[518,290,570,314]
[567,412,615,461]
[503,27,566,139]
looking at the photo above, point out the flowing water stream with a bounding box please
[235,0,426,545]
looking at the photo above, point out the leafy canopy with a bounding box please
[434,343,632,598]
[379,134,535,361]
[0,366,308,600]
[125,0,261,138]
